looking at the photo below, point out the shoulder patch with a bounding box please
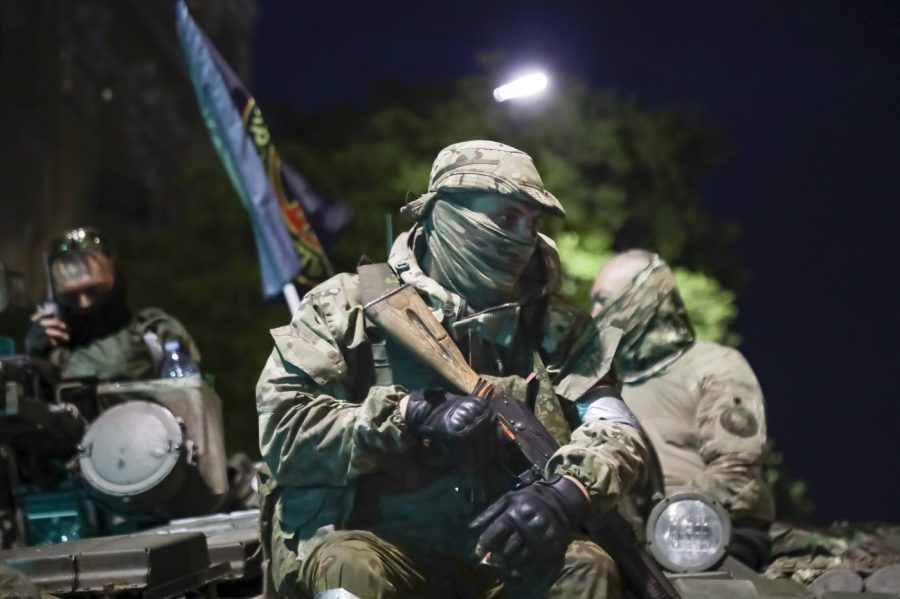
[719,404,759,437]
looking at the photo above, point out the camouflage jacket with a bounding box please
[256,230,648,558]
[49,307,200,381]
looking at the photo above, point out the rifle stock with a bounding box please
[364,285,482,394]
[364,284,680,599]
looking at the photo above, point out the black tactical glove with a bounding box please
[470,474,590,573]
[404,388,500,465]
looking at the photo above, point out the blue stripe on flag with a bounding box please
[175,1,300,299]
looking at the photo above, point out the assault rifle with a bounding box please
[364,284,680,599]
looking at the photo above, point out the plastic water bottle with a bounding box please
[160,340,200,379]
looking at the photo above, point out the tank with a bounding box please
[0,350,262,597]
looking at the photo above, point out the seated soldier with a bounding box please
[256,141,649,598]
[25,226,199,380]
[591,250,774,569]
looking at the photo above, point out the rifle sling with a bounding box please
[358,263,401,386]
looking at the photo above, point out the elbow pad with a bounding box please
[575,387,638,428]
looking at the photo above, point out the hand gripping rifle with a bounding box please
[364,284,680,599]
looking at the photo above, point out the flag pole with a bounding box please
[282,282,301,315]
[384,213,394,257]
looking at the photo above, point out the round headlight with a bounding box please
[645,492,731,573]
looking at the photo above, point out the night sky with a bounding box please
[252,1,900,524]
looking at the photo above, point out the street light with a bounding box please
[493,72,549,102]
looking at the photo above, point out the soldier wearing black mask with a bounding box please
[25,227,199,380]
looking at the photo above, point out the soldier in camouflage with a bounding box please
[591,250,774,569]
[256,141,649,598]
[25,226,199,381]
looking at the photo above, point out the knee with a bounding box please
[270,528,383,597]
[552,540,622,599]
[566,540,618,577]
[310,531,387,584]
[301,530,415,599]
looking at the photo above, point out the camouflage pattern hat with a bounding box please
[402,140,565,220]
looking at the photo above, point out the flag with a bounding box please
[236,96,353,288]
[175,2,350,295]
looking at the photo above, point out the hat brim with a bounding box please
[402,172,565,220]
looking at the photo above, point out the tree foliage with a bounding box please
[280,75,740,342]
[118,74,744,453]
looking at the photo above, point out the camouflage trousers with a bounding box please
[271,527,621,599]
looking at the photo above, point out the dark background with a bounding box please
[252,1,900,524]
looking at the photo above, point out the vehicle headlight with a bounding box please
[645,492,731,573]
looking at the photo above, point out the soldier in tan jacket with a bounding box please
[592,250,774,569]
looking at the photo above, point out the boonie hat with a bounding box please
[402,140,565,220]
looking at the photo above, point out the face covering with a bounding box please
[592,259,695,382]
[424,199,537,310]
[57,273,132,348]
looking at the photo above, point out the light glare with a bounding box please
[654,499,724,568]
[493,72,548,102]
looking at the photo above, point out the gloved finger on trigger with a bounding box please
[476,517,515,554]
[469,495,509,529]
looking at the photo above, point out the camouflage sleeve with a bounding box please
[255,276,415,487]
[546,416,649,517]
[690,344,774,524]
[535,298,646,516]
[484,373,648,517]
